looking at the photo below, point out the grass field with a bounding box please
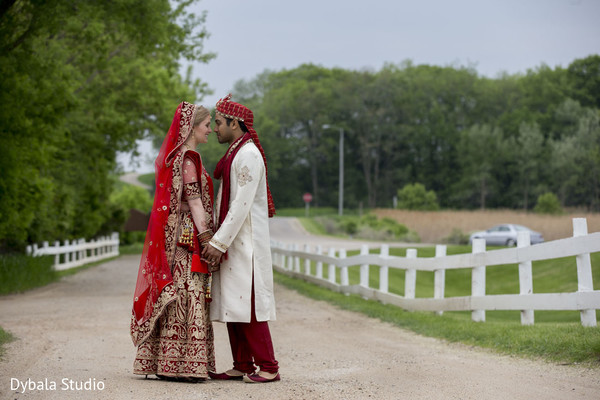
[0,254,56,295]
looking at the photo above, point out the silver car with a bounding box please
[468,224,544,247]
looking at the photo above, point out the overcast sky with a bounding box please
[190,0,600,107]
[120,0,600,172]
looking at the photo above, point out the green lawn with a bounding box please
[0,254,56,295]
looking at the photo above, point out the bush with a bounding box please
[443,228,470,245]
[397,183,440,210]
[340,219,358,236]
[534,192,563,215]
[310,214,418,242]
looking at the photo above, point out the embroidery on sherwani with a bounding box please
[210,238,229,252]
[238,165,253,187]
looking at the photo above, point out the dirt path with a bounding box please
[1,219,599,399]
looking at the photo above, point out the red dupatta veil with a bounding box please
[131,101,198,333]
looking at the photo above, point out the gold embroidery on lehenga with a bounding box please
[133,149,216,379]
[184,182,202,200]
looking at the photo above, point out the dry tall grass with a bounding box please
[373,209,600,244]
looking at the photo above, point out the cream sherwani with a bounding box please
[209,141,276,323]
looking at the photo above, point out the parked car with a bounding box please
[468,224,544,246]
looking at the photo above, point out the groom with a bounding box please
[202,94,280,383]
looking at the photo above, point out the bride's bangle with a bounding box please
[197,229,214,246]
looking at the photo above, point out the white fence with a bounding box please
[26,232,120,271]
[271,218,600,327]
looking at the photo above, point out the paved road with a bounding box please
[119,173,152,191]
[0,218,598,399]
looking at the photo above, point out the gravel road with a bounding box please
[1,218,599,399]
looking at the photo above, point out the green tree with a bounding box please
[453,124,508,209]
[550,100,600,209]
[534,192,563,215]
[0,0,213,250]
[568,55,600,109]
[396,183,439,211]
[513,122,545,210]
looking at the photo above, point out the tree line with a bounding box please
[200,57,599,214]
[0,0,212,250]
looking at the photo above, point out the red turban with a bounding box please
[216,94,255,127]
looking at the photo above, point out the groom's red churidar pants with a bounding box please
[226,284,279,374]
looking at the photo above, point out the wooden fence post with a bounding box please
[53,241,60,267]
[359,245,369,288]
[113,232,120,255]
[471,238,486,322]
[304,244,311,275]
[64,240,71,266]
[293,243,300,273]
[518,231,534,325]
[327,248,336,284]
[43,241,49,260]
[340,248,349,286]
[278,242,285,268]
[287,244,293,271]
[573,218,597,327]
[279,242,286,269]
[78,238,87,265]
[316,245,323,279]
[434,245,447,316]
[379,244,389,293]
[405,249,417,299]
[271,242,277,268]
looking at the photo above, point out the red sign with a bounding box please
[303,193,313,203]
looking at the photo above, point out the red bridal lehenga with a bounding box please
[130,102,215,380]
